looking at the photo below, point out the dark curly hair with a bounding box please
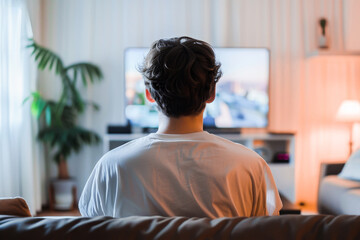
[139,36,222,117]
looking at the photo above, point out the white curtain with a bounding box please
[0,0,42,215]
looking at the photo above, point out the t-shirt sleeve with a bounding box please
[78,160,109,217]
[263,164,283,215]
[249,159,283,216]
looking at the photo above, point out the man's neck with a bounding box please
[157,113,204,134]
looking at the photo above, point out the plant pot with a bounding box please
[50,178,76,211]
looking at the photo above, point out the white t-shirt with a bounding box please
[79,131,282,218]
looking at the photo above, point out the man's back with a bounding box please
[79,131,282,218]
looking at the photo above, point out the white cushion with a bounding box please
[339,149,360,181]
[340,189,360,215]
[318,175,360,214]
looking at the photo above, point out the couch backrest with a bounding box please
[1,214,360,240]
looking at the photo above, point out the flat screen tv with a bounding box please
[124,47,270,130]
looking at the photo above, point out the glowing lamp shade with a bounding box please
[336,100,360,122]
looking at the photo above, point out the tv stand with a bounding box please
[203,127,241,134]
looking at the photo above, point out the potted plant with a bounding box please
[25,39,103,210]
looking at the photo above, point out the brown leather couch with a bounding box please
[1,197,360,240]
[1,214,360,240]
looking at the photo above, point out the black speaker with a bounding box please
[107,123,131,134]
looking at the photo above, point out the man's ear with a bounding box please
[206,88,216,103]
[145,89,156,103]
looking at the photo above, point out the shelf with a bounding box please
[306,50,360,58]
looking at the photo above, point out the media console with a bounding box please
[104,132,296,203]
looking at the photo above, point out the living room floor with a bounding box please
[299,204,318,215]
[35,204,318,217]
[36,208,81,217]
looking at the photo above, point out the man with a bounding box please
[79,36,282,218]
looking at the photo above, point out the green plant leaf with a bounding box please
[91,102,100,111]
[45,105,52,126]
[30,46,37,56]
[54,92,66,125]
[62,74,85,112]
[85,65,93,83]
[73,68,78,84]
[56,59,62,74]
[38,51,48,69]
[49,55,56,70]
[39,51,52,70]
[65,63,103,86]
[22,96,31,105]
[34,48,43,61]
[31,97,46,119]
[27,39,64,75]
[81,65,87,86]
[85,101,100,111]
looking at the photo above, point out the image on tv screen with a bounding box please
[124,47,269,129]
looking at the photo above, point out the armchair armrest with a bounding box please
[0,197,31,217]
[319,162,345,180]
[317,162,346,214]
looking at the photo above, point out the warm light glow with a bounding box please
[336,100,360,122]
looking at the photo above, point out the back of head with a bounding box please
[140,36,222,117]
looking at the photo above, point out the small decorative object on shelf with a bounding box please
[272,152,290,163]
[318,18,329,49]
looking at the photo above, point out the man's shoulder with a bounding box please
[111,135,151,151]
[206,133,267,166]
[100,135,153,164]
[207,133,258,153]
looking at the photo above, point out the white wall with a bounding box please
[30,0,360,207]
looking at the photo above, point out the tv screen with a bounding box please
[124,47,270,129]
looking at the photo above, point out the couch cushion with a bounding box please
[318,175,360,215]
[339,149,360,181]
[340,188,360,215]
[0,197,31,217]
[1,215,360,240]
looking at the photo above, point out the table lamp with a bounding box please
[336,100,360,154]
